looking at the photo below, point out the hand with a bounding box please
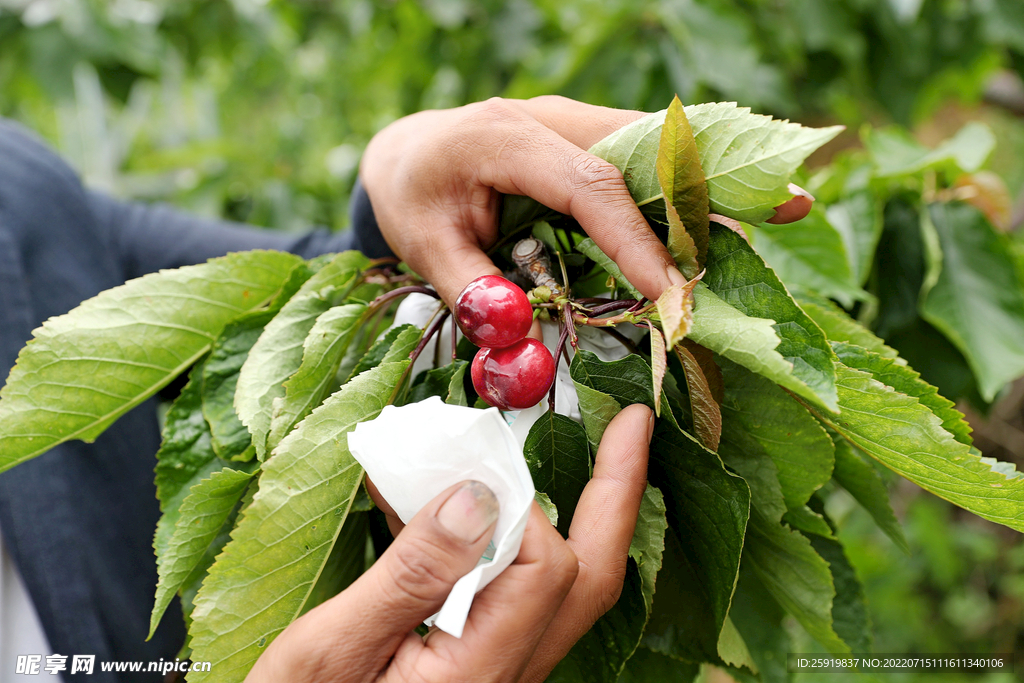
[246,404,654,683]
[360,95,813,307]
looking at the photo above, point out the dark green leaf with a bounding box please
[345,324,420,383]
[630,484,668,613]
[576,238,642,299]
[918,202,1024,402]
[830,434,909,553]
[808,535,872,654]
[704,224,838,412]
[524,412,590,537]
[729,567,790,683]
[617,645,699,683]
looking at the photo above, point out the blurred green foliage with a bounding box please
[1,0,1022,675]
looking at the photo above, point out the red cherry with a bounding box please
[471,338,556,410]
[455,275,533,349]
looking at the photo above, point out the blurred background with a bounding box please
[1,0,1022,679]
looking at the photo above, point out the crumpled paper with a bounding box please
[347,396,534,638]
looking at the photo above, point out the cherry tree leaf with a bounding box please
[0,250,303,473]
[576,238,642,299]
[235,251,371,460]
[830,434,908,553]
[524,412,590,537]
[793,290,901,361]
[187,361,408,682]
[648,322,668,417]
[589,103,842,224]
[657,95,709,275]
[674,344,722,452]
[655,271,703,350]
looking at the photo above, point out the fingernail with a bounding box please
[437,481,499,544]
[666,267,689,289]
[787,183,815,201]
[647,411,656,444]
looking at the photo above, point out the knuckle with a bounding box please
[547,542,580,594]
[385,535,457,603]
[567,153,627,197]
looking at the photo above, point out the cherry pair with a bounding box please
[454,275,556,411]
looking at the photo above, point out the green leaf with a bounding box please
[187,361,408,683]
[866,122,996,179]
[344,324,420,383]
[831,341,972,446]
[202,312,275,461]
[408,360,468,405]
[149,467,255,639]
[445,361,469,406]
[648,324,667,417]
[658,96,708,275]
[267,303,367,451]
[819,362,1024,533]
[642,421,750,662]
[573,380,622,451]
[576,238,642,299]
[617,645,699,683]
[744,509,848,654]
[826,191,883,287]
[830,435,909,553]
[783,506,834,538]
[729,567,790,683]
[589,103,842,224]
[298,511,368,616]
[718,358,834,511]
[548,562,648,683]
[380,325,424,364]
[793,290,901,360]
[630,484,668,613]
[808,535,872,654]
[704,224,839,411]
[535,491,559,527]
[0,250,303,473]
[750,206,867,308]
[235,251,371,460]
[524,412,591,537]
[674,344,722,452]
[918,202,1024,402]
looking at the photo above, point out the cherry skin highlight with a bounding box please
[471,338,556,411]
[454,275,533,349]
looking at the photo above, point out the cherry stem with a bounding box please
[368,285,440,312]
[585,299,641,317]
[451,313,458,362]
[408,309,451,367]
[549,322,571,412]
[628,297,650,312]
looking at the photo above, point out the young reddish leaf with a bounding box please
[657,95,710,273]
[656,270,705,349]
[681,339,724,405]
[648,321,668,417]
[675,344,723,451]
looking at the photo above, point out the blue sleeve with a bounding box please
[88,176,393,280]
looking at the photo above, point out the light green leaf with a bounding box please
[0,250,302,473]
[793,291,901,361]
[630,484,668,613]
[524,412,591,537]
[658,96,708,274]
[573,381,621,451]
[445,361,469,406]
[267,303,367,451]
[589,103,842,224]
[717,616,757,674]
[345,324,422,383]
[202,312,275,461]
[150,467,255,639]
[831,341,972,446]
[649,323,667,417]
[235,251,371,460]
[187,361,408,683]
[298,512,368,616]
[866,122,996,178]
[535,491,559,527]
[689,283,829,411]
[819,362,1024,533]
[750,206,867,308]
[745,509,848,654]
[380,325,425,364]
[577,238,642,299]
[918,202,1024,402]
[826,191,883,287]
[718,358,834,511]
[704,225,838,411]
[783,506,834,538]
[830,435,909,553]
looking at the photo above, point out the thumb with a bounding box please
[358,480,499,635]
